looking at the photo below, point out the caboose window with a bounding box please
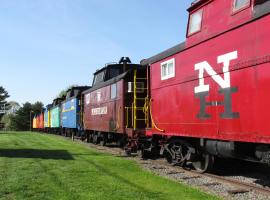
[188,9,203,36]
[111,83,117,99]
[85,94,91,105]
[233,0,250,11]
[93,71,105,85]
[108,68,121,79]
[161,58,175,80]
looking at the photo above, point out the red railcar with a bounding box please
[141,0,270,171]
[83,58,149,152]
[35,115,40,130]
[38,113,44,129]
[34,113,44,130]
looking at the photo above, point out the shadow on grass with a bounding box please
[0,132,10,135]
[0,149,74,160]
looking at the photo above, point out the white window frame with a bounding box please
[85,94,91,105]
[161,58,175,81]
[233,0,250,12]
[97,92,101,102]
[188,9,203,36]
[127,82,145,93]
[111,83,117,99]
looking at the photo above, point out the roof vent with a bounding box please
[119,57,131,64]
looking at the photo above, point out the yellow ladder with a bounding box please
[132,69,149,130]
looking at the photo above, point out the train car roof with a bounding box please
[94,57,132,75]
[82,71,129,94]
[51,97,65,107]
[65,86,91,101]
[46,104,53,109]
[187,0,210,12]
[140,42,186,66]
[94,63,120,75]
[66,86,91,93]
[83,64,147,94]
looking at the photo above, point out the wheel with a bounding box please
[124,148,132,157]
[140,143,159,159]
[165,140,192,167]
[93,134,100,145]
[100,136,107,146]
[192,153,214,173]
[117,136,127,148]
[140,148,152,159]
[89,134,94,143]
[86,134,90,143]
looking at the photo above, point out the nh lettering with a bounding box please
[194,51,239,119]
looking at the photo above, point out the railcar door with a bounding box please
[125,68,149,130]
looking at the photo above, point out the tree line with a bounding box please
[0,86,43,131]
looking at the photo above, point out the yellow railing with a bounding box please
[125,68,150,130]
[133,70,137,129]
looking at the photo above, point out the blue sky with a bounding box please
[0,0,193,106]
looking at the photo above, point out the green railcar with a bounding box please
[50,106,61,128]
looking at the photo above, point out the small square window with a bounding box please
[162,65,167,77]
[161,58,175,80]
[127,82,145,93]
[233,0,250,11]
[188,9,203,36]
[234,0,250,10]
[97,92,101,102]
[85,94,90,105]
[111,83,117,99]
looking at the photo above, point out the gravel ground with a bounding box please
[74,139,270,200]
[135,158,270,200]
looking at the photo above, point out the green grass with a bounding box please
[0,132,220,200]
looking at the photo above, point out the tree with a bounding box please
[1,113,14,130]
[0,86,10,121]
[0,86,9,105]
[6,101,20,114]
[1,101,20,130]
[6,102,44,131]
[31,102,44,115]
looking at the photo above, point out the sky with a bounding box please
[0,0,193,106]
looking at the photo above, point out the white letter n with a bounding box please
[194,51,238,94]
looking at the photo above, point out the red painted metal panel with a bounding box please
[35,113,44,129]
[148,14,270,144]
[39,113,44,129]
[186,0,252,47]
[36,115,40,129]
[84,80,125,134]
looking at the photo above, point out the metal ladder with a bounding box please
[125,69,149,130]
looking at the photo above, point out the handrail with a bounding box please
[149,98,165,132]
[113,106,121,131]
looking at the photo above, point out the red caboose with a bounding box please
[142,0,270,172]
[38,112,44,130]
[83,58,149,152]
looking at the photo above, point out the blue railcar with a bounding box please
[61,86,90,137]
[61,98,79,129]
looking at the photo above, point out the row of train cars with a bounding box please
[33,0,270,172]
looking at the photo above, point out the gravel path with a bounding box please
[70,137,270,200]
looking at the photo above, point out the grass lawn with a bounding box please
[0,132,220,200]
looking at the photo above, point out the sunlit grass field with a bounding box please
[0,132,220,200]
